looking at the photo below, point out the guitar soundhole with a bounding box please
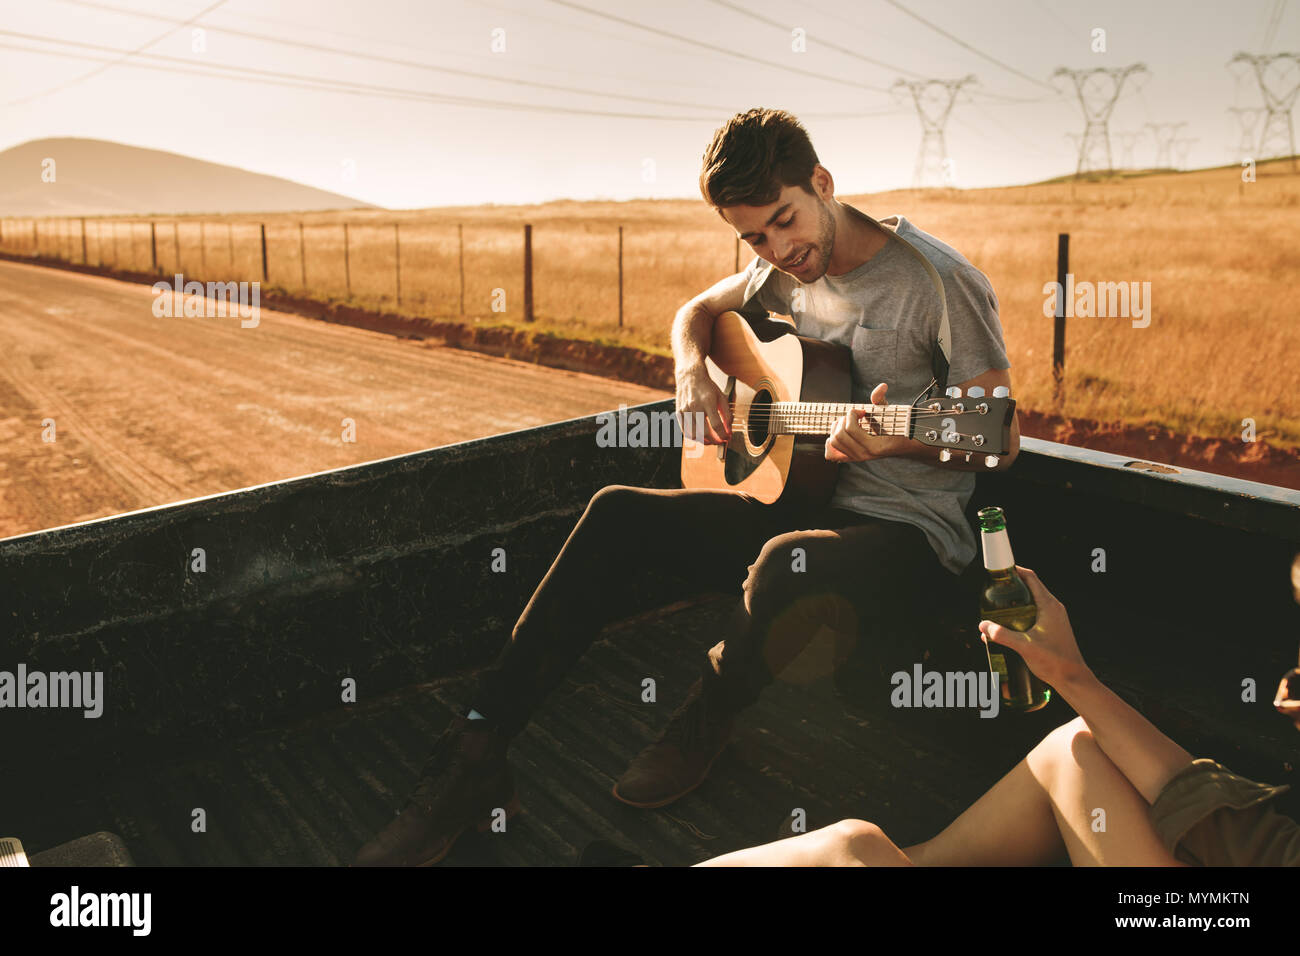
[746,388,774,449]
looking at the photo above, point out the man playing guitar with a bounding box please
[354,107,1022,866]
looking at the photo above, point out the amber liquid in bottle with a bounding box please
[978,507,1051,713]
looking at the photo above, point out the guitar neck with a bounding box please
[755,402,912,437]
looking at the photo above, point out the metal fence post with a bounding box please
[394,222,402,306]
[260,223,269,283]
[523,223,533,322]
[617,225,624,328]
[1054,233,1069,404]
[343,222,351,298]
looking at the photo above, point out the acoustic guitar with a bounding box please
[680,310,1016,506]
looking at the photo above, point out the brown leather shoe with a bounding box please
[612,677,734,809]
[352,716,520,866]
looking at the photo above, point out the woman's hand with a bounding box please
[979,566,1092,692]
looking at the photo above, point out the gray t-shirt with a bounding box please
[739,208,1009,575]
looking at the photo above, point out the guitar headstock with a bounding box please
[911,385,1015,467]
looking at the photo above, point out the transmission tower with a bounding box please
[1228,52,1300,169]
[1052,64,1148,175]
[892,75,976,188]
[1144,122,1187,168]
[1226,107,1264,162]
[1173,137,1198,168]
[1115,130,1142,168]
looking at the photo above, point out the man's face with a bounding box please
[721,182,836,283]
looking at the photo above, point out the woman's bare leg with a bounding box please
[907,717,1183,866]
[694,819,912,867]
[696,718,1184,866]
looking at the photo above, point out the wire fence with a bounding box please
[0,216,746,337]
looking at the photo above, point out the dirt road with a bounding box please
[0,260,669,539]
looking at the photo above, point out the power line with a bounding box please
[1263,0,1288,51]
[8,0,228,107]
[701,0,927,79]
[44,0,745,115]
[543,0,894,93]
[0,35,721,121]
[877,0,1057,91]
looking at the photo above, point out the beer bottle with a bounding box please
[977,506,1051,712]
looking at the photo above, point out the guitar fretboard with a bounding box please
[736,402,913,437]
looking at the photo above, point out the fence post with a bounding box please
[343,222,351,298]
[457,223,465,316]
[82,218,89,264]
[32,220,38,256]
[111,221,118,267]
[523,223,533,323]
[150,222,157,272]
[260,223,268,283]
[1053,233,1069,404]
[393,222,402,306]
[298,222,306,288]
[617,225,624,328]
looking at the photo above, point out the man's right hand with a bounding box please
[676,365,732,445]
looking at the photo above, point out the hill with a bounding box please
[0,138,377,217]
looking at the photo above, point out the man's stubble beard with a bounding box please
[803,198,836,283]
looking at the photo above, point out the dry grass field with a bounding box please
[5,160,1299,449]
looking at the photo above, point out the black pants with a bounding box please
[470,484,975,739]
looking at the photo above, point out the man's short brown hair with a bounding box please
[698,108,820,211]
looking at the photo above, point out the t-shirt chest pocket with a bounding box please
[850,326,899,382]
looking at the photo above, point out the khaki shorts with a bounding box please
[1150,759,1299,866]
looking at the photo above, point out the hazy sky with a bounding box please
[0,0,1296,208]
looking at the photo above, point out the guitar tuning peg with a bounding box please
[945,386,961,398]
[984,455,1000,468]
[992,386,1009,398]
[939,448,953,462]
[967,386,985,398]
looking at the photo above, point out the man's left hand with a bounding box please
[825,382,907,463]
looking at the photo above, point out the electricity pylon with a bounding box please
[1115,130,1142,168]
[1226,107,1264,162]
[1173,137,1198,168]
[1052,64,1148,175]
[1144,122,1187,168]
[892,75,976,188]
[1228,52,1300,170]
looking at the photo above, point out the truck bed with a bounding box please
[4,398,1298,865]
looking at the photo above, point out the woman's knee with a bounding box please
[823,819,896,866]
[1032,716,1096,775]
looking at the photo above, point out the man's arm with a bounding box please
[826,366,1021,472]
[672,271,750,443]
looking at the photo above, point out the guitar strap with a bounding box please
[740,205,953,397]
